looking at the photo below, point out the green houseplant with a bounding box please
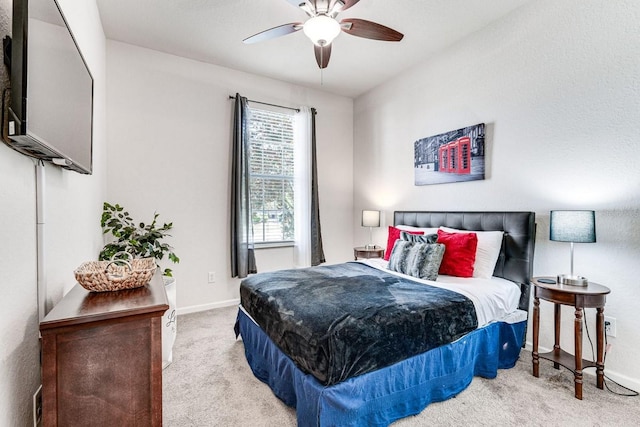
[99,202,180,277]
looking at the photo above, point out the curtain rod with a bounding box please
[228,95,300,113]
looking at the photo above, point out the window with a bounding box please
[248,107,295,245]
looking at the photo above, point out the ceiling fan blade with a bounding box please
[285,0,314,16]
[243,23,303,44]
[337,0,360,12]
[314,44,332,69]
[340,18,404,42]
[327,0,353,16]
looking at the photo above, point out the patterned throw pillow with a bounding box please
[400,230,438,244]
[388,240,445,281]
[384,226,424,261]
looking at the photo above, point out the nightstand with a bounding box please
[531,276,611,400]
[354,246,384,260]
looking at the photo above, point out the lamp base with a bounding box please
[365,244,377,250]
[557,274,589,286]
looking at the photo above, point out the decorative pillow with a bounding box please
[400,230,438,244]
[388,240,445,281]
[440,227,504,279]
[436,229,478,278]
[384,226,423,261]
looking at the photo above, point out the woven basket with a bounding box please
[74,254,156,292]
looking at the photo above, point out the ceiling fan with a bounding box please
[243,0,404,69]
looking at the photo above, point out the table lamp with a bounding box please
[550,210,596,286]
[362,210,380,249]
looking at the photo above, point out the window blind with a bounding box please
[248,108,295,243]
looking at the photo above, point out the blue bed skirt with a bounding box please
[236,308,526,427]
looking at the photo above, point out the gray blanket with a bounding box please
[239,262,478,386]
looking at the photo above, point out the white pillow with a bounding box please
[439,226,504,279]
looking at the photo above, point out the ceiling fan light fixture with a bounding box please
[303,15,341,46]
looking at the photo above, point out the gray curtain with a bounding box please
[310,108,326,266]
[230,93,257,278]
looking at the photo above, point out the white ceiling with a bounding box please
[95,0,531,98]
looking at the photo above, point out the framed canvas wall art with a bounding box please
[414,123,485,186]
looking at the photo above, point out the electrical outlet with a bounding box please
[604,316,616,337]
[33,384,42,427]
[208,271,216,283]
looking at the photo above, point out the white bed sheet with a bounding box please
[357,258,525,327]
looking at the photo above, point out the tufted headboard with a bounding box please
[393,211,536,313]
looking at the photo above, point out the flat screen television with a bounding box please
[7,0,94,174]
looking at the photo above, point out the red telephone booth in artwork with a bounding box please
[439,146,449,172]
[454,137,471,174]
[438,137,471,174]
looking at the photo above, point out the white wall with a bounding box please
[106,41,354,311]
[0,0,106,425]
[354,0,640,389]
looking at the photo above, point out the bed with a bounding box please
[235,211,536,426]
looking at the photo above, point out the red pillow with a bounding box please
[436,229,478,277]
[384,226,424,261]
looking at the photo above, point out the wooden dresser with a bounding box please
[39,272,168,426]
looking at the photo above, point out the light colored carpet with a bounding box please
[163,306,639,426]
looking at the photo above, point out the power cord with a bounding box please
[583,311,638,397]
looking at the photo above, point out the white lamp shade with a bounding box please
[362,210,381,228]
[303,15,341,46]
[550,210,596,243]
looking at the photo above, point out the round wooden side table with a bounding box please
[531,276,610,400]
[353,246,384,260]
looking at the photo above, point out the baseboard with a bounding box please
[177,298,240,316]
[524,341,640,393]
